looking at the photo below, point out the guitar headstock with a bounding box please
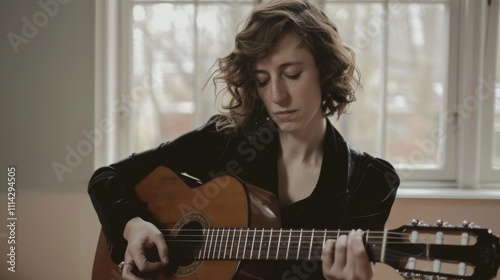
[379,219,500,279]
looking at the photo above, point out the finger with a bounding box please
[122,260,143,280]
[346,230,373,278]
[331,233,348,273]
[127,242,150,272]
[322,239,335,271]
[347,230,369,262]
[129,241,164,272]
[151,231,169,265]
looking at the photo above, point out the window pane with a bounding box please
[325,3,384,156]
[132,4,196,150]
[385,3,449,169]
[196,4,254,125]
[131,3,251,151]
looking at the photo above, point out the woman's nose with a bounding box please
[270,80,288,104]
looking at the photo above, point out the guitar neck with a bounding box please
[166,227,387,262]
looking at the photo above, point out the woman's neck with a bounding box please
[278,115,327,165]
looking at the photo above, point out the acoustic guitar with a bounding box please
[92,166,500,280]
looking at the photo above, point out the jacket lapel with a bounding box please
[289,119,351,229]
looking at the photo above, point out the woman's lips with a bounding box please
[273,110,298,122]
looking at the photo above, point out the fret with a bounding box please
[223,228,228,259]
[266,228,273,260]
[297,229,303,260]
[250,228,256,259]
[216,228,221,259]
[200,228,207,260]
[380,229,388,262]
[203,228,210,260]
[286,229,292,260]
[206,228,211,259]
[221,228,226,259]
[276,229,282,260]
[212,228,217,259]
[236,228,242,259]
[242,228,249,259]
[321,229,327,261]
[207,228,213,259]
[210,228,216,259]
[215,228,220,259]
[308,229,314,260]
[258,228,265,260]
[229,228,236,259]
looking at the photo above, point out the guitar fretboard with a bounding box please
[166,228,384,261]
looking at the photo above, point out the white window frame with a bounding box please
[480,0,500,184]
[95,0,500,198]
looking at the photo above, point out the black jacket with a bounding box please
[88,116,400,278]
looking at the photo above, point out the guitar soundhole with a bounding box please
[169,221,204,266]
[166,211,210,277]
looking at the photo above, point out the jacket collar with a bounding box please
[315,117,350,196]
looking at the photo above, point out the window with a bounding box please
[95,0,500,193]
[324,1,457,183]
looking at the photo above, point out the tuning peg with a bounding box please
[409,219,419,226]
[408,219,426,226]
[461,220,479,228]
[434,219,444,227]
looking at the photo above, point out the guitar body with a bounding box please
[92,166,281,280]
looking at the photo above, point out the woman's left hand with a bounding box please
[322,229,374,280]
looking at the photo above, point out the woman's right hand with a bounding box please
[121,217,169,280]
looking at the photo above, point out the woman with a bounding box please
[88,0,399,279]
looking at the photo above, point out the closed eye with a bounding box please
[284,73,301,80]
[257,79,269,87]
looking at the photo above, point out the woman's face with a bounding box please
[254,33,323,134]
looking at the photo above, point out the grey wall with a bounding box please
[0,0,95,191]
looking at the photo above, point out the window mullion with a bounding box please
[455,0,488,188]
[378,0,389,158]
[194,2,201,127]
[95,0,121,167]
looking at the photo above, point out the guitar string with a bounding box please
[159,228,473,236]
[157,229,456,240]
[158,232,471,245]
[157,230,474,242]
[159,229,412,236]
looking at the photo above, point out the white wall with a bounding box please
[0,0,97,279]
[0,0,95,189]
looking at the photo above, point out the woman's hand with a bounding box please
[322,229,374,280]
[121,217,169,280]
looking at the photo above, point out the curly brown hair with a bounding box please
[210,0,361,133]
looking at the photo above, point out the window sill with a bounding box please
[397,182,500,199]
